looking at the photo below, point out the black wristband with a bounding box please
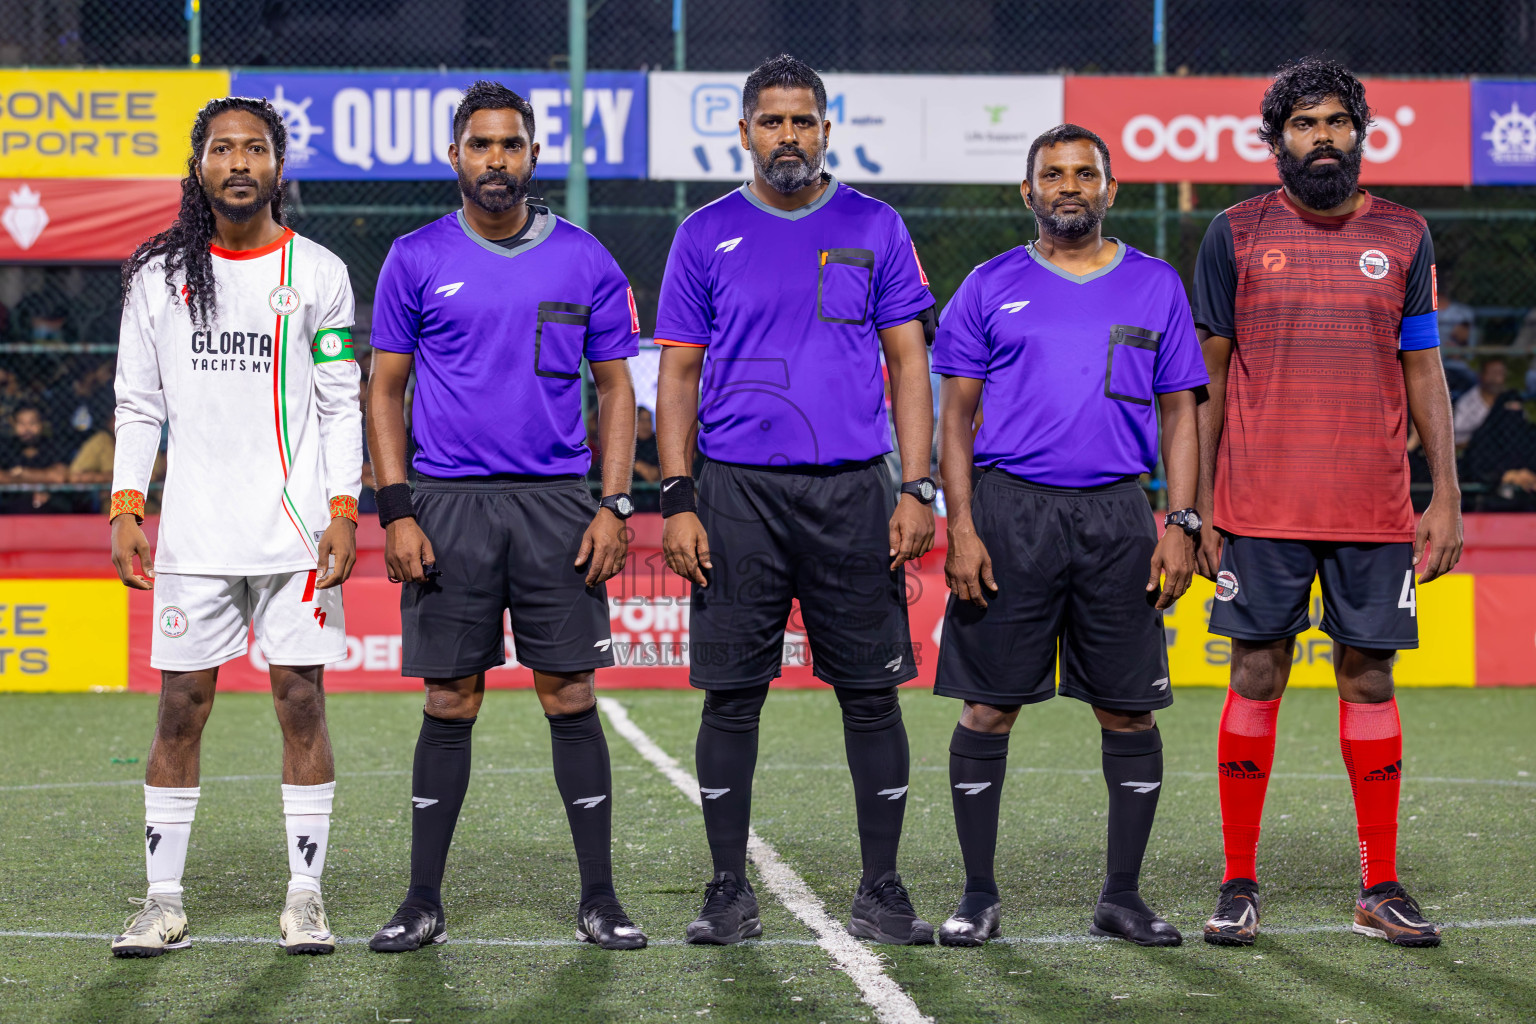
[659,476,697,518]
[376,482,415,528]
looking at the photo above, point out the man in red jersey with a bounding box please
[1191,58,1461,949]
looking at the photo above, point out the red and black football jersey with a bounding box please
[1193,189,1439,543]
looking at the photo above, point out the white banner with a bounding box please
[648,72,1064,184]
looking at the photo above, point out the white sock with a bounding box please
[282,782,334,895]
[144,785,199,898]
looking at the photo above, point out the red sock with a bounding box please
[1339,698,1402,889]
[1217,689,1281,883]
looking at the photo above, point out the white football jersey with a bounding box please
[113,228,362,575]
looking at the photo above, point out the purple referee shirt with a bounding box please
[371,208,639,477]
[932,241,1208,487]
[655,178,934,466]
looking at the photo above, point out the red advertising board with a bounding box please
[0,178,182,261]
[1064,77,1470,185]
[127,549,955,693]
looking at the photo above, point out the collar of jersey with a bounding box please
[210,227,294,261]
[455,205,557,258]
[736,176,839,221]
[1024,237,1126,284]
[1279,187,1374,225]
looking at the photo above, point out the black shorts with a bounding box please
[1208,533,1418,650]
[689,458,916,691]
[400,476,613,678]
[934,471,1172,711]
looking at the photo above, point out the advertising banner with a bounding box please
[0,579,127,692]
[1064,76,1471,185]
[0,70,231,179]
[120,557,1478,693]
[228,70,647,180]
[0,178,182,261]
[1471,80,1536,185]
[648,71,1064,183]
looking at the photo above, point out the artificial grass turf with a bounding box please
[0,686,1532,1023]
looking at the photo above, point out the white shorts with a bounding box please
[151,570,347,672]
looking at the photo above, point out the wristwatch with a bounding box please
[1165,508,1202,535]
[900,478,938,505]
[600,493,635,519]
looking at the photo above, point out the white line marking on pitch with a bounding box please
[6,917,1533,949]
[598,697,933,1024]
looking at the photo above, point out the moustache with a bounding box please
[476,170,516,187]
[1303,147,1348,169]
[771,146,810,162]
[222,177,258,189]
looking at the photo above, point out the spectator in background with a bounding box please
[0,404,68,513]
[68,410,115,513]
[0,365,29,433]
[11,293,67,344]
[633,405,660,483]
[66,357,116,437]
[1437,302,1477,398]
[1462,388,1536,510]
[1453,358,1511,447]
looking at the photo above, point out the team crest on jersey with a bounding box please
[1214,570,1240,602]
[269,285,301,316]
[1358,249,1390,280]
[159,606,189,638]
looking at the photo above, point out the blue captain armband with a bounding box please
[1399,311,1440,351]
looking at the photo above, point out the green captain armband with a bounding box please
[311,327,355,363]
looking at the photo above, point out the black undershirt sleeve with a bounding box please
[1192,212,1237,339]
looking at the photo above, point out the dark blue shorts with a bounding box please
[1207,533,1419,651]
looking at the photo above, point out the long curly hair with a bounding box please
[121,97,289,325]
[1259,57,1373,150]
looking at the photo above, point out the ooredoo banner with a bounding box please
[1064,76,1471,185]
[228,70,647,180]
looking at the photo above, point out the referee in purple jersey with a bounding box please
[654,55,939,946]
[932,125,1207,948]
[365,82,646,952]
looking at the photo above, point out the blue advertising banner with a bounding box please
[1471,80,1536,185]
[227,70,646,180]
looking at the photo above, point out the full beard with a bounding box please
[460,166,532,213]
[1276,142,1363,211]
[205,177,278,223]
[756,143,823,194]
[1027,192,1108,241]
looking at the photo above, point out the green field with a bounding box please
[1,687,1533,1024]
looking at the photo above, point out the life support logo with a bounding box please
[1359,250,1391,280]
[1214,570,1240,602]
[160,606,189,638]
[269,285,301,316]
[1262,249,1287,272]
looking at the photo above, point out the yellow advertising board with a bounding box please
[1166,573,1475,687]
[0,579,127,692]
[0,70,231,178]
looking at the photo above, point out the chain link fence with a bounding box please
[4,0,1536,513]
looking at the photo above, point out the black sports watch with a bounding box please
[900,478,938,505]
[1165,508,1202,535]
[599,493,635,520]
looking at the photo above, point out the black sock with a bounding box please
[949,723,1010,898]
[407,711,475,906]
[1100,726,1163,912]
[695,685,768,883]
[548,704,615,904]
[837,687,909,890]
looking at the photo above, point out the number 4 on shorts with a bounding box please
[1398,569,1417,617]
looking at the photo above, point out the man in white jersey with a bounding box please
[108,97,362,958]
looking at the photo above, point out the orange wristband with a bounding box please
[110,489,145,523]
[329,495,359,523]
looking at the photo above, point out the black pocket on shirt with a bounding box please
[535,301,591,379]
[816,248,875,325]
[1103,324,1162,406]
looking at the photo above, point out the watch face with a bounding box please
[616,495,634,517]
[1188,511,1202,531]
[919,480,936,502]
